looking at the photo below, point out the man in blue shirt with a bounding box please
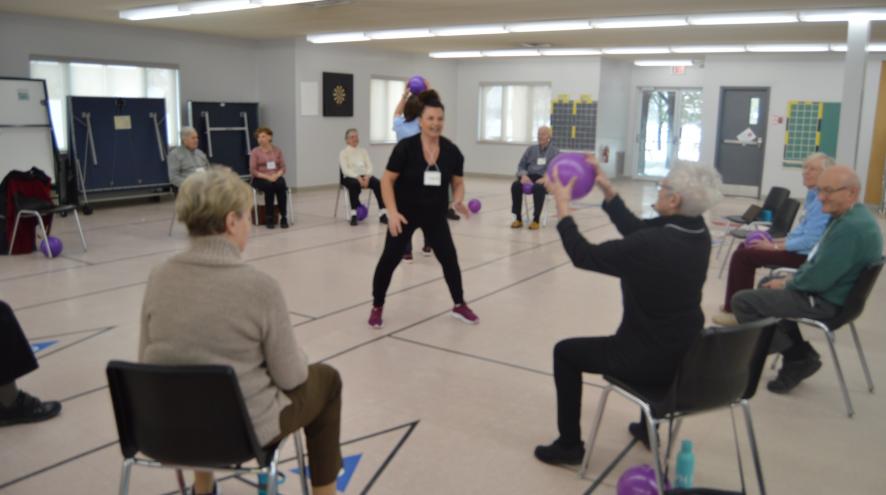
[713,153,833,325]
[510,126,560,230]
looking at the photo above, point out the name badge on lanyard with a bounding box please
[537,157,547,166]
[266,160,277,170]
[424,164,442,187]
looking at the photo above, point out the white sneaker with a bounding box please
[712,311,738,326]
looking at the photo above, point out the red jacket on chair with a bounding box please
[1,168,54,255]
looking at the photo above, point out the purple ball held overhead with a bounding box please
[522,182,534,194]
[39,236,63,258]
[617,464,669,495]
[356,204,368,221]
[467,198,482,213]
[547,152,596,199]
[743,230,774,248]
[407,75,427,94]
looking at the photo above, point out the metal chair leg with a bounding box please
[72,209,88,251]
[252,188,260,225]
[118,458,134,495]
[8,211,24,255]
[579,386,611,479]
[175,469,187,495]
[34,213,51,259]
[333,186,342,219]
[169,209,177,236]
[718,235,737,278]
[824,331,855,417]
[849,323,875,393]
[294,430,311,495]
[643,406,666,495]
[729,405,748,495]
[741,400,767,495]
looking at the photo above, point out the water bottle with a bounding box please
[675,439,695,488]
[257,471,286,495]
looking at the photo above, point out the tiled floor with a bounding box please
[1,177,884,494]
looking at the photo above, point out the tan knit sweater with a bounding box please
[139,235,308,446]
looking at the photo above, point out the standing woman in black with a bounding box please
[368,91,478,329]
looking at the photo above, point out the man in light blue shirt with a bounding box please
[713,153,833,325]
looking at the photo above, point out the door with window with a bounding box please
[714,87,769,196]
[637,88,702,177]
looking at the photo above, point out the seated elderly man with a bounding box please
[534,157,722,465]
[732,165,882,394]
[510,126,560,230]
[167,127,209,189]
[713,152,834,325]
[339,128,387,226]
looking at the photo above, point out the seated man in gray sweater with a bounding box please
[510,126,559,230]
[732,166,883,393]
[167,126,210,189]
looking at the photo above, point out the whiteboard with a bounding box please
[0,79,50,126]
[0,127,57,183]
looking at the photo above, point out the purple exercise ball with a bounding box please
[522,182,534,194]
[744,230,774,248]
[547,152,596,199]
[468,198,481,213]
[617,464,669,495]
[39,236,63,258]
[356,204,368,221]
[407,75,427,95]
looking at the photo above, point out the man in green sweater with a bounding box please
[732,166,883,393]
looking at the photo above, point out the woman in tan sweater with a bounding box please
[140,166,341,495]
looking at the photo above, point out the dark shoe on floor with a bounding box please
[350,215,358,226]
[628,421,651,450]
[368,305,383,329]
[767,354,822,394]
[380,214,388,224]
[447,208,460,221]
[0,391,62,427]
[402,252,414,263]
[265,216,276,229]
[421,245,432,257]
[280,217,289,229]
[533,439,585,465]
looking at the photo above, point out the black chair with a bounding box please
[579,318,779,495]
[717,198,801,279]
[724,186,790,225]
[8,193,87,257]
[106,361,309,495]
[771,258,883,417]
[333,169,372,219]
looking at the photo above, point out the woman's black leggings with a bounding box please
[372,209,464,307]
[253,177,288,219]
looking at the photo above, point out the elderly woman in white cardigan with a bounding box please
[140,166,342,495]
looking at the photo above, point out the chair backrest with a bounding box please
[106,361,270,467]
[740,204,763,223]
[768,198,800,238]
[829,258,885,328]
[670,317,778,414]
[760,186,790,215]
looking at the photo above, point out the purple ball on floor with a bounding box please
[617,464,669,495]
[547,152,596,199]
[356,204,368,221]
[39,236,63,258]
[522,182,534,194]
[468,199,481,213]
[744,230,774,247]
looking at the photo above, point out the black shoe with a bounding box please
[280,217,289,229]
[380,214,388,224]
[265,217,276,229]
[446,208,460,221]
[533,439,585,465]
[629,422,652,450]
[0,391,62,427]
[350,215,358,226]
[767,354,822,394]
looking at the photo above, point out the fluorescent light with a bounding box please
[602,47,670,55]
[671,45,745,53]
[306,32,369,44]
[180,0,259,14]
[120,5,191,20]
[482,49,540,57]
[367,28,434,40]
[799,9,886,22]
[253,0,320,5]
[869,44,886,52]
[688,12,798,26]
[830,44,847,52]
[431,25,507,37]
[506,20,591,32]
[746,44,829,53]
[539,48,602,56]
[592,16,687,29]
[634,60,694,67]
[429,51,484,59]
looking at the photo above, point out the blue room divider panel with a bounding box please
[188,101,258,177]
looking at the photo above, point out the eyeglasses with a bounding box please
[819,186,848,196]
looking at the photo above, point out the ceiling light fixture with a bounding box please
[634,60,694,67]
[688,12,798,26]
[670,45,746,53]
[119,5,191,20]
[592,16,687,29]
[868,44,886,52]
[180,0,260,14]
[539,48,603,56]
[602,47,670,55]
[798,9,886,22]
[506,20,591,32]
[366,28,434,40]
[746,43,829,52]
[429,51,485,58]
[306,32,370,43]
[482,49,541,57]
[431,25,508,37]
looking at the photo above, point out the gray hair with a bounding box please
[344,128,358,140]
[805,152,835,169]
[180,126,197,140]
[666,162,724,216]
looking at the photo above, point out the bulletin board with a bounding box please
[550,94,597,151]
[783,100,840,167]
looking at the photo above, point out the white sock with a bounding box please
[379,208,387,217]
[350,209,356,217]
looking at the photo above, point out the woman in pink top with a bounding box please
[250,127,290,229]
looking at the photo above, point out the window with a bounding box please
[478,83,551,144]
[370,77,406,144]
[29,59,181,152]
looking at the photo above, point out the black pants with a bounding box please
[511,174,546,222]
[553,336,673,445]
[0,301,38,384]
[341,176,385,211]
[372,209,464,307]
[253,177,289,220]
